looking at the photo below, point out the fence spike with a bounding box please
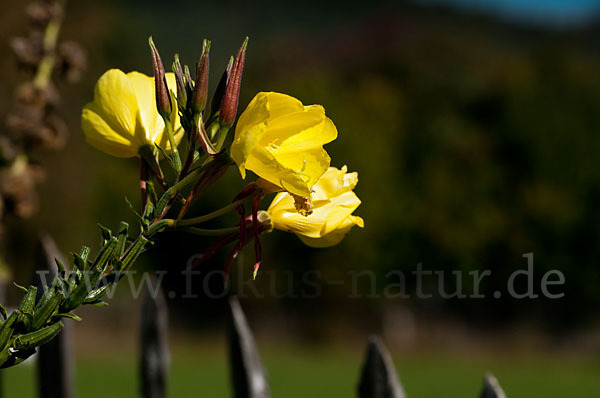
[35,233,73,398]
[139,284,170,398]
[227,296,270,398]
[358,335,406,398]
[480,372,506,398]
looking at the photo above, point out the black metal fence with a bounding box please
[1,236,508,398]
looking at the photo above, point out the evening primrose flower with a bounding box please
[81,69,183,158]
[267,166,364,248]
[230,92,337,198]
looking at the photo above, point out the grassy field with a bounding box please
[3,344,600,397]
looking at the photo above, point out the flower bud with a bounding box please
[184,65,194,93]
[210,56,233,121]
[172,54,187,107]
[191,39,210,114]
[219,37,248,126]
[148,37,172,119]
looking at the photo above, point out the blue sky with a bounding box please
[421,0,600,24]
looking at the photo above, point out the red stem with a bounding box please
[140,158,148,215]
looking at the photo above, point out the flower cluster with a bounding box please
[0,36,364,368]
[81,37,364,275]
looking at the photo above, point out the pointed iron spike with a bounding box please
[358,335,406,398]
[228,296,270,398]
[139,285,170,398]
[480,372,507,398]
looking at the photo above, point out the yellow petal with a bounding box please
[231,92,336,195]
[90,69,143,146]
[259,106,334,147]
[313,166,358,199]
[232,92,304,178]
[126,71,163,143]
[269,201,328,237]
[298,215,364,248]
[127,71,182,152]
[319,192,362,235]
[244,145,329,197]
[82,104,138,158]
[82,69,183,158]
[267,166,363,248]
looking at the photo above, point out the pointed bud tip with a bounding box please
[148,37,172,117]
[148,36,158,54]
[219,40,247,126]
[192,41,211,113]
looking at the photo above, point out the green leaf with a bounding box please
[13,321,64,351]
[84,285,109,303]
[0,312,18,349]
[55,258,66,274]
[72,252,86,271]
[143,199,155,222]
[147,181,158,203]
[97,224,113,244]
[90,301,109,307]
[125,197,146,227]
[115,221,129,257]
[52,313,82,322]
[154,143,176,170]
[12,283,28,294]
[32,291,62,330]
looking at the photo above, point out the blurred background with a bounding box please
[2,0,600,396]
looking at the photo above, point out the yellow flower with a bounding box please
[81,69,183,158]
[267,166,364,248]
[230,92,337,197]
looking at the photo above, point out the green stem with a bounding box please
[183,226,240,236]
[145,219,176,236]
[154,162,208,216]
[215,125,231,152]
[176,191,258,227]
[164,118,182,174]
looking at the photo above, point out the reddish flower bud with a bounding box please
[192,39,210,114]
[184,65,194,94]
[148,37,172,118]
[209,56,233,121]
[219,37,248,126]
[172,53,187,106]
